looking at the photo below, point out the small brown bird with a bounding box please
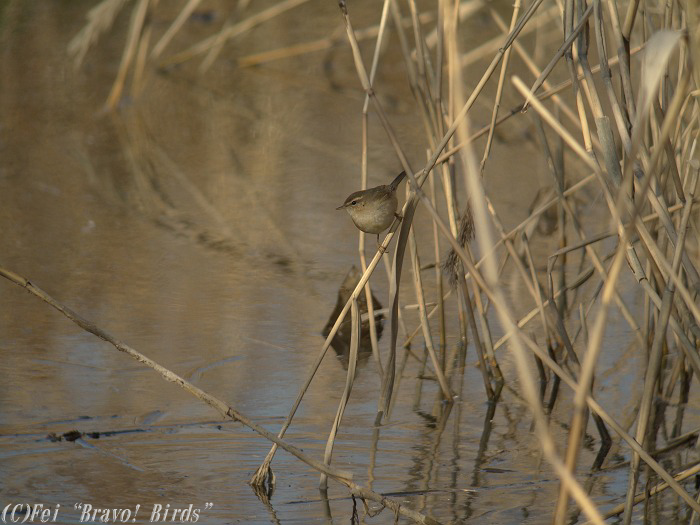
[336,171,406,244]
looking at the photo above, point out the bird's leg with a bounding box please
[394,212,403,221]
[376,234,381,247]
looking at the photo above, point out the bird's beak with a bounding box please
[336,204,346,210]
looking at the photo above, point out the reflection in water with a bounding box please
[322,265,384,369]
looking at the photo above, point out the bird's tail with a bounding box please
[389,170,407,190]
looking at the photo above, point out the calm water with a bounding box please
[1,2,698,524]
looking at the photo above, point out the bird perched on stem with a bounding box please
[336,171,406,245]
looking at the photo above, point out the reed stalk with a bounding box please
[319,298,360,489]
[0,267,352,483]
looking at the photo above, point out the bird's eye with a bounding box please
[351,200,357,205]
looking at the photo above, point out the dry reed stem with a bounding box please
[357,0,393,377]
[429,166,447,356]
[237,11,435,67]
[430,0,452,355]
[250,222,400,487]
[592,0,631,161]
[0,266,352,483]
[480,0,521,172]
[106,0,150,110]
[339,0,418,420]
[68,0,129,68]
[445,8,604,521]
[238,35,341,67]
[603,0,635,123]
[457,268,496,398]
[522,234,552,350]
[436,42,645,170]
[513,76,647,334]
[442,204,496,395]
[340,0,552,414]
[150,0,203,59]
[320,298,360,489]
[159,0,311,68]
[400,2,462,389]
[408,212,452,400]
[400,286,454,347]
[422,0,486,51]
[522,3,593,112]
[381,255,412,343]
[554,192,628,523]
[198,18,235,73]
[131,10,153,99]
[452,75,696,506]
[471,279,502,383]
[633,209,700,328]
[459,5,559,69]
[601,462,700,520]
[378,205,415,418]
[406,0,433,110]
[624,167,698,521]
[508,12,700,510]
[358,133,383,375]
[1,265,445,523]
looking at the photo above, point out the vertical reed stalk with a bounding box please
[319,298,360,489]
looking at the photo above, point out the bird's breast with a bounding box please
[349,194,398,234]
